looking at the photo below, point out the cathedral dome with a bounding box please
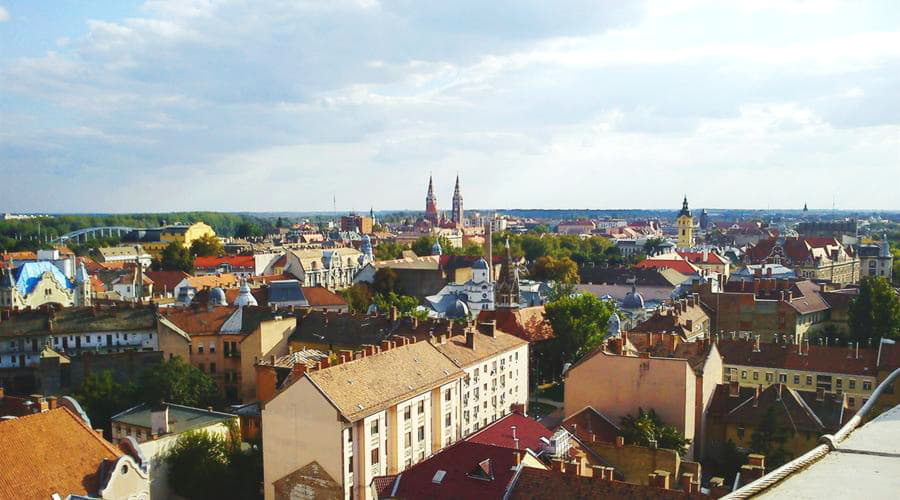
[472,258,489,270]
[209,287,228,306]
[607,312,621,337]
[448,298,470,319]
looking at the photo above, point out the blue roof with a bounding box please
[472,258,489,270]
[11,262,73,296]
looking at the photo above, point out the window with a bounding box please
[849,380,856,390]
[188,344,192,354]
[863,381,873,391]
[737,426,745,439]
[766,372,773,383]
[404,406,411,420]
[198,345,204,354]
[741,371,747,379]
[778,374,787,383]
[794,375,800,385]
[753,372,759,381]
[445,413,451,427]
[209,342,215,354]
[370,448,379,465]
[210,362,216,374]
[417,401,424,414]
[348,458,353,474]
[371,420,379,436]
[849,397,856,407]
[347,429,353,443]
[445,389,451,402]
[417,425,425,442]
[404,432,411,448]
[836,379,843,389]
[807,376,813,385]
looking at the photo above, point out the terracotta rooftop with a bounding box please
[635,257,700,276]
[431,330,527,368]
[509,467,707,499]
[144,270,190,294]
[677,250,728,266]
[183,273,240,290]
[300,286,348,307]
[306,340,463,422]
[477,307,555,343]
[560,406,622,444]
[716,339,879,377]
[372,441,522,500]
[194,255,256,268]
[466,412,552,452]
[0,407,123,499]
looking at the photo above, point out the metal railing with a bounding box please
[723,367,900,499]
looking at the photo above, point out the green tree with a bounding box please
[373,240,406,260]
[74,370,137,436]
[158,241,194,273]
[620,408,691,456]
[544,292,616,362]
[643,237,667,257]
[340,283,374,313]
[276,216,284,228]
[849,276,900,342]
[136,357,220,408]
[750,406,792,469]
[530,255,579,284]
[164,427,232,500]
[373,292,427,320]
[373,267,398,295]
[235,222,263,239]
[411,235,455,257]
[190,234,224,257]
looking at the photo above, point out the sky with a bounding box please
[0,0,898,213]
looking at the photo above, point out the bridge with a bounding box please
[53,226,138,244]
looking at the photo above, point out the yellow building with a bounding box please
[676,196,694,249]
[137,222,216,259]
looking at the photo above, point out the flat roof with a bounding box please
[758,404,900,499]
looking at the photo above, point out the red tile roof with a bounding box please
[300,287,348,307]
[634,258,699,276]
[466,413,552,452]
[0,407,123,499]
[477,307,555,343]
[160,306,236,334]
[144,270,191,294]
[0,251,37,263]
[560,406,621,444]
[676,251,728,266]
[373,441,521,500]
[194,255,256,268]
[716,339,878,377]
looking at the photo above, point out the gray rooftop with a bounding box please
[757,404,900,500]
[111,402,236,435]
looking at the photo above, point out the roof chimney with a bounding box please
[151,406,170,435]
[681,473,695,494]
[729,380,740,397]
[465,330,475,349]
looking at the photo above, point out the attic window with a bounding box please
[357,404,364,410]
[432,470,447,484]
[468,459,494,481]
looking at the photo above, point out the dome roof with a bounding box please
[234,281,257,307]
[177,286,196,305]
[472,258,489,270]
[209,287,228,306]
[622,287,645,309]
[607,312,621,336]
[448,298,470,319]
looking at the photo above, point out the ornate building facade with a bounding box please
[425,175,439,225]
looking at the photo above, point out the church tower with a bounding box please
[495,239,520,309]
[676,195,694,249]
[451,175,464,227]
[425,175,439,225]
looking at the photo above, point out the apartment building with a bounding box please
[564,334,723,460]
[716,338,884,411]
[262,325,529,500]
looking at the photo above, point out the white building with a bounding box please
[93,245,153,268]
[283,247,364,290]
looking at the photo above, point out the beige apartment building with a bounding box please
[262,324,529,500]
[564,334,723,460]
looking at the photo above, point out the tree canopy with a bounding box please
[620,408,691,456]
[530,255,579,284]
[849,276,900,342]
[157,241,194,273]
[190,234,224,257]
[373,292,428,320]
[373,267,398,295]
[373,240,406,260]
[544,292,616,362]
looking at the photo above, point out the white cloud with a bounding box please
[0,0,897,211]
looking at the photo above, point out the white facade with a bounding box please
[0,329,157,368]
[459,343,529,436]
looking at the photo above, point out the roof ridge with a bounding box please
[57,406,123,457]
[788,386,825,429]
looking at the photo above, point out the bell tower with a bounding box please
[451,175,464,228]
[676,195,694,249]
[425,175,439,225]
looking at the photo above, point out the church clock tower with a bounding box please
[676,196,695,249]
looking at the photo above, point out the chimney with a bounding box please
[319,357,331,369]
[46,396,57,410]
[381,340,392,352]
[741,464,765,481]
[748,454,765,469]
[151,406,170,435]
[777,383,783,401]
[465,330,475,349]
[563,461,577,476]
[681,473,695,494]
[292,363,307,377]
[729,380,740,397]
[639,352,650,359]
[552,460,565,473]
[753,386,760,407]
[615,436,625,448]
[514,451,521,466]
